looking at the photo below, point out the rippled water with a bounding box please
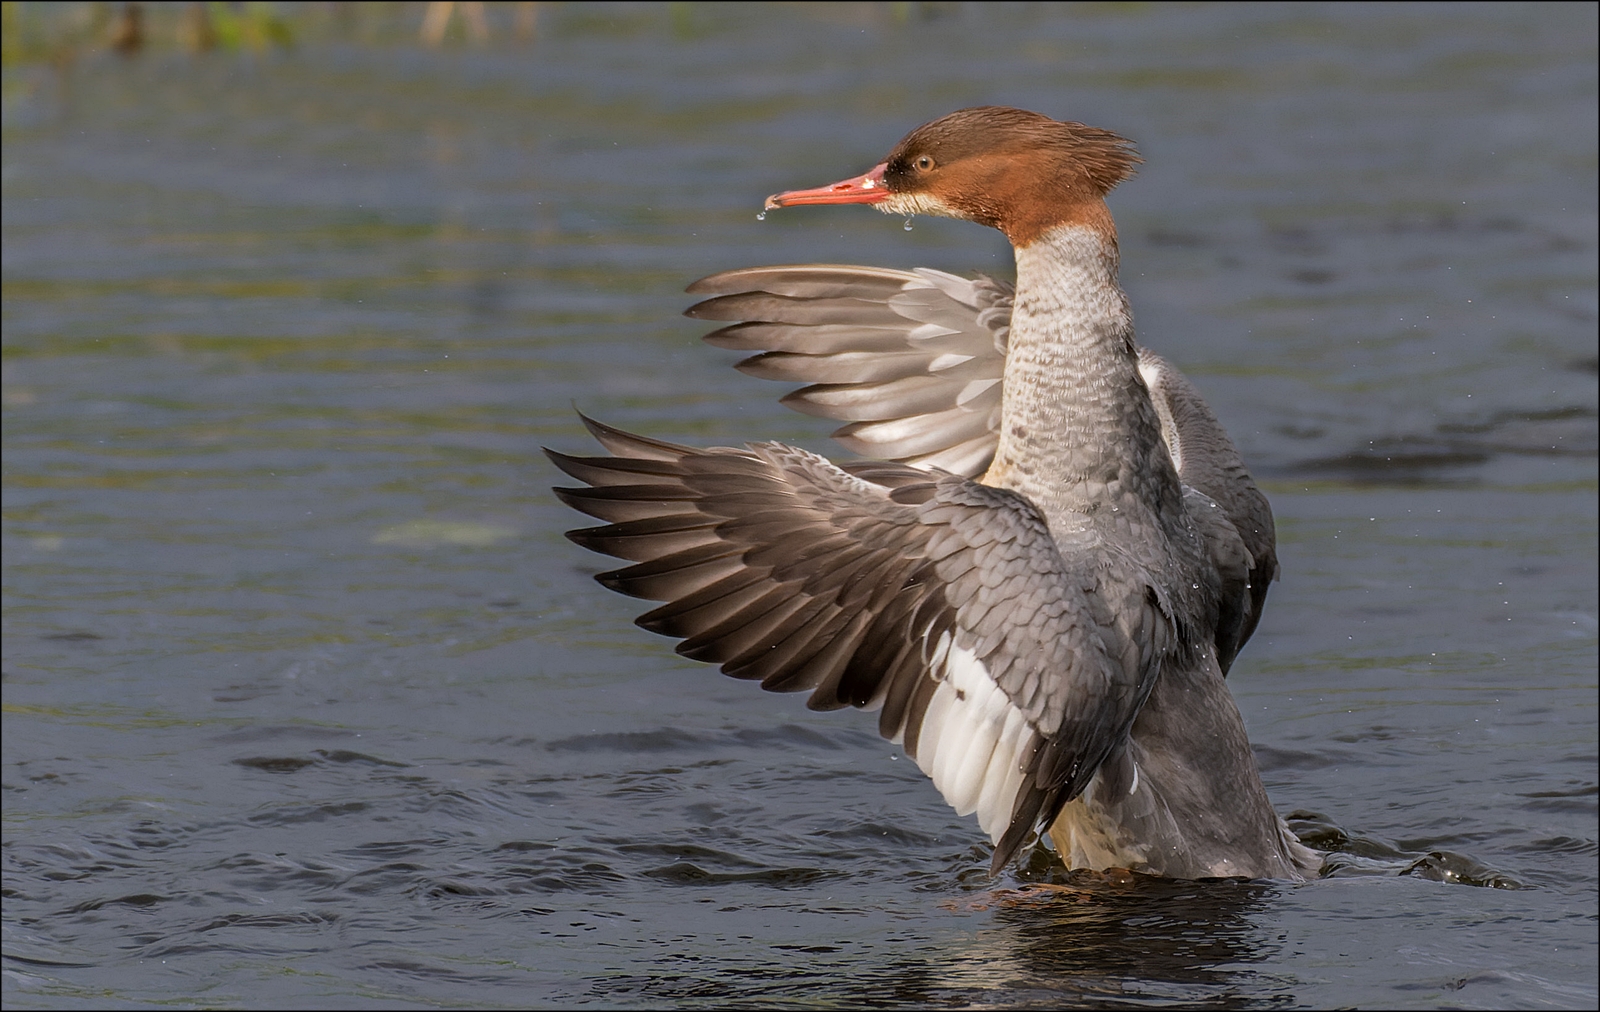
[4,3,1596,1008]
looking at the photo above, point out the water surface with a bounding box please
[4,3,1596,1008]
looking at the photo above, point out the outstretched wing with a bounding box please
[547,416,1171,873]
[686,264,1276,673]
[687,265,1011,478]
[1137,350,1278,672]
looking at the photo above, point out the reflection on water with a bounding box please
[942,878,1287,1010]
[578,875,1289,1009]
[3,2,1595,1009]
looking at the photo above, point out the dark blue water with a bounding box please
[4,3,1595,1008]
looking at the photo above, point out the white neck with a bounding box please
[981,225,1183,530]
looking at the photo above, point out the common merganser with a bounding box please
[549,107,1320,880]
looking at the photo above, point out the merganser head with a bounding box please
[765,106,1141,247]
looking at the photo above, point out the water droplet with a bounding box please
[903,216,914,231]
[756,211,767,222]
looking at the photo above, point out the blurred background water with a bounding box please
[3,2,1596,1008]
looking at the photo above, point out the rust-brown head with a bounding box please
[765,106,1141,247]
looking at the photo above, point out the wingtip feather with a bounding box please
[576,412,692,460]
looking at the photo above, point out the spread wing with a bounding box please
[687,265,1011,478]
[686,264,1276,673]
[1138,350,1278,672]
[547,415,1171,873]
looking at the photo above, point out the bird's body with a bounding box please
[549,107,1320,880]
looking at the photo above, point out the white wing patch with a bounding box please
[956,378,1000,406]
[908,322,962,342]
[928,352,976,372]
[901,634,1036,845]
[1139,358,1184,473]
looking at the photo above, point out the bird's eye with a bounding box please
[916,155,935,172]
